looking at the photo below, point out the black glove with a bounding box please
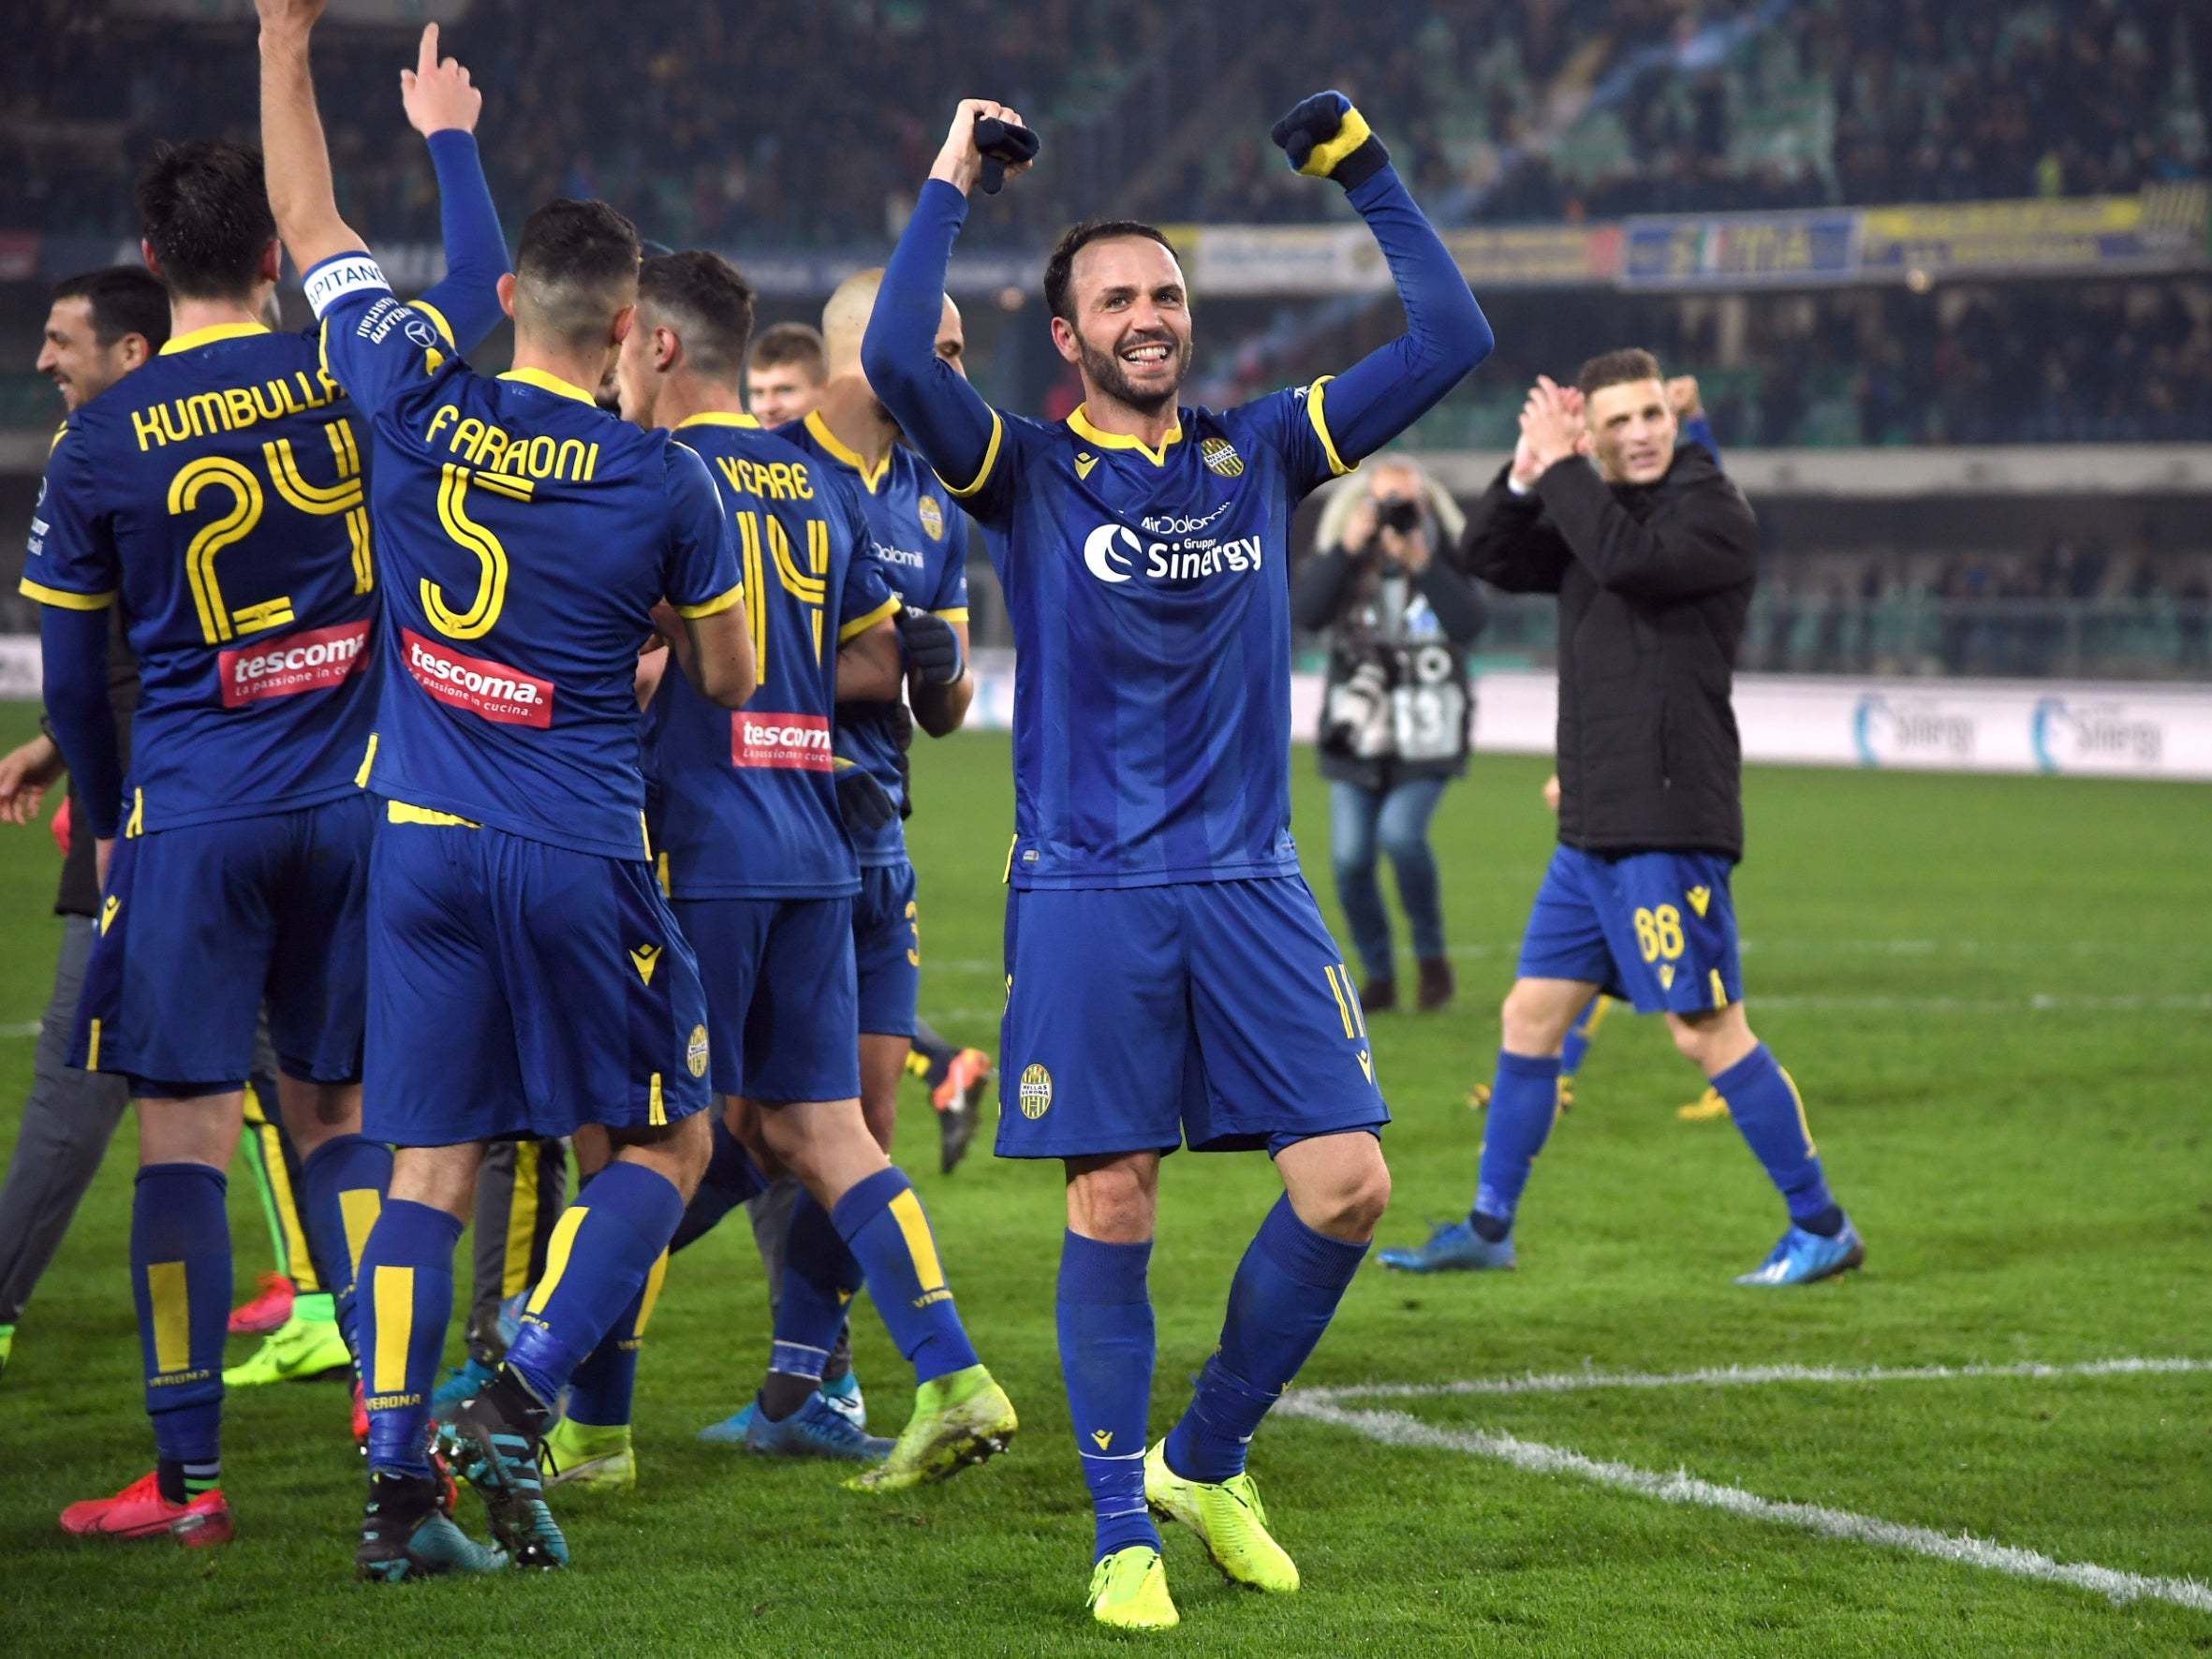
[1269,91,1391,192]
[834,766,898,836]
[897,607,966,686]
[972,116,1040,196]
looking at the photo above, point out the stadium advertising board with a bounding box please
[1620,211,1860,288]
[955,656,2211,780]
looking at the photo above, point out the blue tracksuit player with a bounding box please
[865,93,1493,1630]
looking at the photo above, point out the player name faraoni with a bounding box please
[425,403,599,482]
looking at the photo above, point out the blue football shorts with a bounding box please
[364,808,712,1145]
[674,894,861,1104]
[852,860,921,1039]
[70,793,370,1093]
[1514,844,1744,1016]
[995,875,1390,1160]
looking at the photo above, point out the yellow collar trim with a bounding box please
[1067,405,1182,467]
[497,367,597,405]
[804,409,892,494]
[674,410,761,431]
[159,321,271,356]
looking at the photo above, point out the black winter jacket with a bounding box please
[1460,447,1757,859]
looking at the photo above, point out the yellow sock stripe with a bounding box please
[1779,1066,1817,1158]
[886,1187,947,1296]
[340,1188,382,1289]
[372,1264,414,1395]
[148,1260,191,1373]
[1585,994,1616,1039]
[503,1141,541,1299]
[1340,962,1369,1038]
[259,1111,319,1292]
[1322,965,1355,1039]
[527,1206,589,1315]
[633,1249,670,1341]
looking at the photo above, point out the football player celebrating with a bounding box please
[865,95,1493,1628]
[258,0,753,1577]
[31,23,510,1546]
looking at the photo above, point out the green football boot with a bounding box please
[844,1364,1016,1492]
[1144,1439,1300,1593]
[1088,1544,1178,1631]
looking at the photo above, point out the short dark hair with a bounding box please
[748,321,826,381]
[1042,219,1176,323]
[52,267,170,351]
[134,141,276,301]
[1577,347,1664,397]
[638,251,757,385]
[512,198,642,350]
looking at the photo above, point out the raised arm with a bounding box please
[861,102,1028,499]
[1268,94,1494,464]
[256,0,366,279]
[404,26,509,354]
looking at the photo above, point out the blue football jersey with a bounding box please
[648,412,898,898]
[20,322,380,830]
[782,410,969,868]
[947,385,1353,888]
[309,255,741,861]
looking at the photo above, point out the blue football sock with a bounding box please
[356,1197,463,1477]
[299,1133,391,1361]
[133,1164,229,1496]
[563,1250,668,1429]
[1057,1231,1160,1560]
[1165,1196,1367,1483]
[1559,995,1602,1079]
[506,1160,685,1405]
[1714,1044,1841,1234]
[767,1191,862,1389]
[669,1116,765,1255]
[1472,1050,1563,1238]
[831,1167,978,1385]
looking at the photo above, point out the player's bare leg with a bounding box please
[751,1099,1013,1490]
[859,1032,907,1152]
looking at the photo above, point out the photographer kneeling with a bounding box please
[1295,458,1486,1012]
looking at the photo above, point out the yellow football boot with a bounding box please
[845,1364,1016,1492]
[1088,1544,1179,1631]
[1143,1440,1299,1593]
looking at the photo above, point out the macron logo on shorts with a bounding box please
[732,711,833,771]
[219,620,371,708]
[402,628,554,728]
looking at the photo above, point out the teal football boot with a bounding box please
[1378,1218,1515,1273]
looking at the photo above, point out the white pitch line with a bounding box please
[1293,1355,2212,1406]
[1278,1397,2212,1614]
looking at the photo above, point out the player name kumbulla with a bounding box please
[129,368,343,451]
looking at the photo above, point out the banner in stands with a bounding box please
[1860,185,2210,279]
[954,655,2212,782]
[1619,210,1860,288]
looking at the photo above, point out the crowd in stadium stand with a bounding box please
[6,1,2205,242]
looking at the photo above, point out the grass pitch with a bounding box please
[0,700,2205,1657]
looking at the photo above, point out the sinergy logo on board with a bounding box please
[2030,697,2163,771]
[1851,694,1974,766]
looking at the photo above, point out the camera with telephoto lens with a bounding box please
[1360,494,1424,569]
[1321,658,1394,757]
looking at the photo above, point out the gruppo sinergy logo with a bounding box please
[1081,501,1260,586]
[2030,697,2163,772]
[1851,693,1974,767]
